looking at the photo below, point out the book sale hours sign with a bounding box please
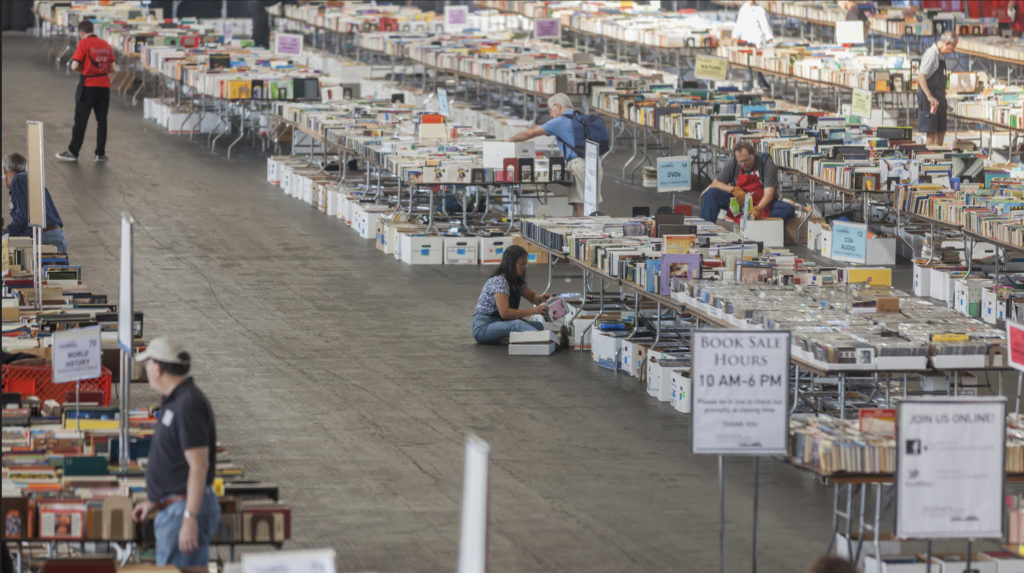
[690,331,790,455]
[896,398,1006,540]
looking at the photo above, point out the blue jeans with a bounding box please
[700,188,795,223]
[472,313,543,344]
[154,488,221,568]
[41,227,67,253]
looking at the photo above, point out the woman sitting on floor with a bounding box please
[472,245,554,344]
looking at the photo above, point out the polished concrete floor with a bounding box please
[4,30,854,572]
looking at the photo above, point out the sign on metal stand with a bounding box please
[118,213,135,473]
[1006,320,1024,415]
[52,325,102,433]
[691,330,791,573]
[458,435,490,573]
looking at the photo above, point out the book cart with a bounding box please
[521,232,1021,573]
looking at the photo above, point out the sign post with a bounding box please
[851,89,872,120]
[584,139,599,216]
[534,19,560,40]
[274,32,303,57]
[458,435,490,573]
[896,397,1005,573]
[118,213,135,473]
[52,325,102,432]
[656,155,691,207]
[694,55,729,83]
[445,5,469,33]
[438,87,450,117]
[691,330,790,573]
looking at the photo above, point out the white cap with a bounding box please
[135,336,189,365]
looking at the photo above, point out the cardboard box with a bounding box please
[512,234,549,264]
[979,551,1024,573]
[912,262,932,297]
[740,218,784,247]
[836,532,902,569]
[479,236,511,264]
[926,553,996,573]
[482,141,534,169]
[954,277,992,318]
[591,330,626,370]
[862,555,928,573]
[509,330,558,355]
[443,236,479,265]
[398,234,443,265]
[670,371,691,413]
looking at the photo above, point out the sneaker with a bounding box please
[95,155,108,163]
[54,151,78,162]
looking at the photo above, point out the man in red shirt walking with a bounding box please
[56,19,116,163]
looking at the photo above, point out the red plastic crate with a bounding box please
[2,364,112,406]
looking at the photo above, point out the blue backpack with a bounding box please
[553,111,611,157]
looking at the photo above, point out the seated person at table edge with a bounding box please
[2,152,67,253]
[700,141,795,223]
[472,245,554,345]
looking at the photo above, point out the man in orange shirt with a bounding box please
[56,19,116,163]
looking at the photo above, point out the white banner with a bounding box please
[243,549,336,573]
[458,435,490,573]
[118,214,134,353]
[584,139,599,216]
[897,397,1006,539]
[691,330,790,455]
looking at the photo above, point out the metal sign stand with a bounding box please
[118,214,135,474]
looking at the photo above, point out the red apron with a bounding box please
[726,171,768,221]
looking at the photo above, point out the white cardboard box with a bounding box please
[979,552,1024,573]
[862,555,928,573]
[591,330,624,370]
[479,236,511,265]
[671,371,691,412]
[836,532,902,569]
[930,553,996,573]
[912,262,932,297]
[399,234,444,265]
[482,141,534,170]
[508,342,556,355]
[866,237,897,265]
[741,218,784,248]
[443,237,479,265]
[954,277,992,318]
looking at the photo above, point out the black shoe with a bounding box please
[95,155,108,163]
[559,325,570,350]
[55,151,78,162]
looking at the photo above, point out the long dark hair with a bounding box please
[491,245,527,290]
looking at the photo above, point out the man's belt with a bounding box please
[155,494,187,512]
[42,225,61,232]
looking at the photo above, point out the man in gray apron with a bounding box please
[917,32,958,147]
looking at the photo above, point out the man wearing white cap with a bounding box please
[130,336,220,568]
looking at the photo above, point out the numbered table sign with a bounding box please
[691,331,790,455]
[656,156,691,193]
[52,325,102,383]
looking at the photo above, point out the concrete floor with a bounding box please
[3,31,848,572]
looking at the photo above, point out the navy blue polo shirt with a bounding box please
[146,378,217,502]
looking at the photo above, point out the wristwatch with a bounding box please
[183,509,197,520]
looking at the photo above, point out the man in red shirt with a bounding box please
[55,19,116,163]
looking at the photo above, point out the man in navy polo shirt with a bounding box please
[130,336,220,568]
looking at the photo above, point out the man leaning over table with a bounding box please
[131,336,220,568]
[700,141,795,223]
[507,92,602,217]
